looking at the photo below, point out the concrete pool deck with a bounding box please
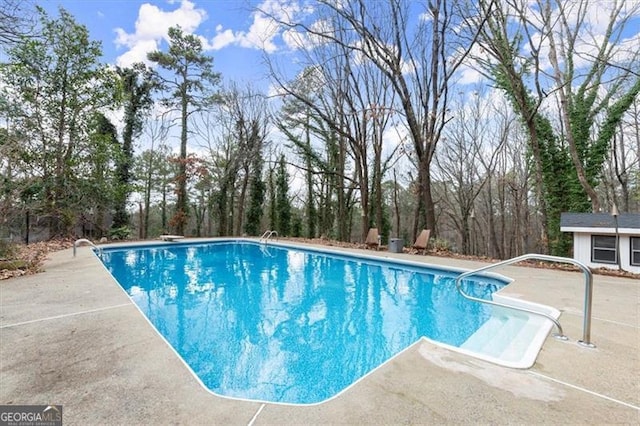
[1,240,638,424]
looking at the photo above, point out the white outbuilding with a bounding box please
[560,212,640,274]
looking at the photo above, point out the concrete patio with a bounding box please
[1,240,638,424]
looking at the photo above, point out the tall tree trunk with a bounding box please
[173,88,189,235]
[419,157,436,234]
[138,202,144,239]
[393,169,400,237]
[161,184,167,232]
[236,168,249,236]
[337,135,348,241]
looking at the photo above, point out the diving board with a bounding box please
[159,235,184,242]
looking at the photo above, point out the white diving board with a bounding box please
[159,235,184,242]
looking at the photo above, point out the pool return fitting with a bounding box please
[455,253,595,348]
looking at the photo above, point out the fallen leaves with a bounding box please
[0,239,75,280]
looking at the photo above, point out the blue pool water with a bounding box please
[100,241,506,404]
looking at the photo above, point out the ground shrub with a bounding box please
[0,239,17,260]
[0,259,28,270]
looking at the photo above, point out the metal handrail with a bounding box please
[260,230,278,244]
[259,230,271,240]
[73,238,102,257]
[454,253,595,348]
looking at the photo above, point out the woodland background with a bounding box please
[1,0,638,259]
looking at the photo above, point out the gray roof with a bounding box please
[560,212,640,229]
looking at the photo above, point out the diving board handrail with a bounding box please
[454,253,595,348]
[73,238,102,257]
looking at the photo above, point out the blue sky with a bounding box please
[34,0,640,158]
[39,0,295,88]
[36,0,318,185]
[37,0,640,96]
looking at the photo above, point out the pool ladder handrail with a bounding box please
[260,230,278,244]
[73,238,102,257]
[454,253,595,348]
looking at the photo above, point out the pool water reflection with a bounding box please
[100,241,505,404]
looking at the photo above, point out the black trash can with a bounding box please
[388,238,404,253]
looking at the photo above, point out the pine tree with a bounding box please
[147,26,220,235]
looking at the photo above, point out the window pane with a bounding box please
[593,249,616,263]
[632,251,640,266]
[593,236,616,249]
[632,238,640,251]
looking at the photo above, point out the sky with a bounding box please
[35,0,640,96]
[37,0,640,118]
[39,0,296,89]
[36,0,308,163]
[33,0,640,164]
[35,0,330,192]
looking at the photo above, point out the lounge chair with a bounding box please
[412,229,430,254]
[365,228,381,250]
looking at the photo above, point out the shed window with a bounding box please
[631,237,640,266]
[591,235,617,264]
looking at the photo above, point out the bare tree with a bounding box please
[263,0,492,240]
[0,0,35,48]
[602,97,640,213]
[192,84,268,236]
[134,114,171,238]
[542,0,640,212]
[473,0,640,254]
[435,89,508,255]
[268,29,398,242]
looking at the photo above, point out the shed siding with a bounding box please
[573,232,639,274]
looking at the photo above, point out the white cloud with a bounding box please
[382,121,410,159]
[114,0,312,58]
[202,0,305,53]
[281,27,305,50]
[238,11,280,52]
[202,30,235,50]
[418,12,432,22]
[613,31,640,63]
[523,0,640,75]
[114,0,207,67]
[454,44,489,85]
[267,83,288,99]
[282,18,332,51]
[457,65,483,85]
[115,38,159,68]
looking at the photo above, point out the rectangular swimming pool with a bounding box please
[99,240,509,404]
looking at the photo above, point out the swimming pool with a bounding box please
[100,240,509,404]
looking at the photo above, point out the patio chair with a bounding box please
[412,229,431,254]
[365,228,381,250]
